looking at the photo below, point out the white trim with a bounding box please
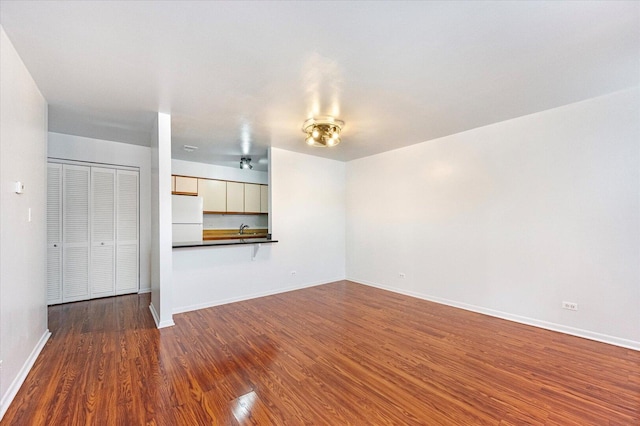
[47,157,140,172]
[0,330,51,420]
[172,278,342,315]
[138,288,152,294]
[348,277,640,351]
[148,303,174,328]
[149,302,160,326]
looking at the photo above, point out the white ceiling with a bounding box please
[1,1,638,171]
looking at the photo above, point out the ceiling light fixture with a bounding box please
[302,116,344,147]
[183,144,198,152]
[240,157,253,170]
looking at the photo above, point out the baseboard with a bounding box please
[0,329,51,420]
[172,277,343,315]
[348,277,640,351]
[138,287,152,294]
[148,302,175,328]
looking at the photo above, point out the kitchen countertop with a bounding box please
[173,237,278,249]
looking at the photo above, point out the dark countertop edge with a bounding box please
[172,238,278,249]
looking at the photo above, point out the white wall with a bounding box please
[0,27,50,419]
[172,159,267,184]
[149,113,174,327]
[172,148,345,313]
[346,88,640,349]
[47,132,152,292]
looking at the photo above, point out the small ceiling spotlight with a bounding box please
[302,116,344,147]
[240,157,253,170]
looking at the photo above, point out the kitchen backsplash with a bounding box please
[203,214,268,230]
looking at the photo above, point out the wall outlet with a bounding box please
[290,271,297,276]
[399,272,405,279]
[562,301,578,311]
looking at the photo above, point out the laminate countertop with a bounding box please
[173,237,277,249]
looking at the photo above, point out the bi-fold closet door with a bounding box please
[91,167,116,298]
[47,163,64,304]
[47,162,139,305]
[115,169,139,295]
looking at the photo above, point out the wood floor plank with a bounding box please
[2,281,639,425]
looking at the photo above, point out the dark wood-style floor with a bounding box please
[2,281,639,425]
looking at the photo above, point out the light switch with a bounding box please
[14,181,24,194]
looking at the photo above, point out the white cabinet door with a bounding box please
[90,167,116,298]
[116,170,139,294]
[226,182,244,213]
[47,163,63,305]
[200,179,226,212]
[63,164,91,303]
[260,185,268,214]
[244,183,261,213]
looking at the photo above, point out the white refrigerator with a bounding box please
[172,195,203,243]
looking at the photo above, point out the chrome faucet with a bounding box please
[239,223,250,234]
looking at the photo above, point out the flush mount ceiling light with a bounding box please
[302,116,344,147]
[183,144,198,152]
[240,157,253,170]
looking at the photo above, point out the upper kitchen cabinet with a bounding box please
[173,175,198,195]
[171,173,268,214]
[244,184,261,213]
[226,181,244,213]
[200,178,226,212]
[260,185,268,213]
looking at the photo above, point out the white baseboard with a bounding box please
[0,329,51,420]
[148,302,175,328]
[172,277,344,315]
[348,277,640,351]
[138,287,152,294]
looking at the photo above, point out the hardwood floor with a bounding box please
[2,281,639,425]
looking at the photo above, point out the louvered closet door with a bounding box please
[116,169,139,294]
[62,164,91,302]
[91,167,116,298]
[47,163,63,305]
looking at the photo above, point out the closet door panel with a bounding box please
[63,246,89,301]
[91,245,115,296]
[47,163,63,304]
[62,165,90,302]
[47,248,62,303]
[91,167,116,298]
[116,170,139,294]
[116,244,138,294]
